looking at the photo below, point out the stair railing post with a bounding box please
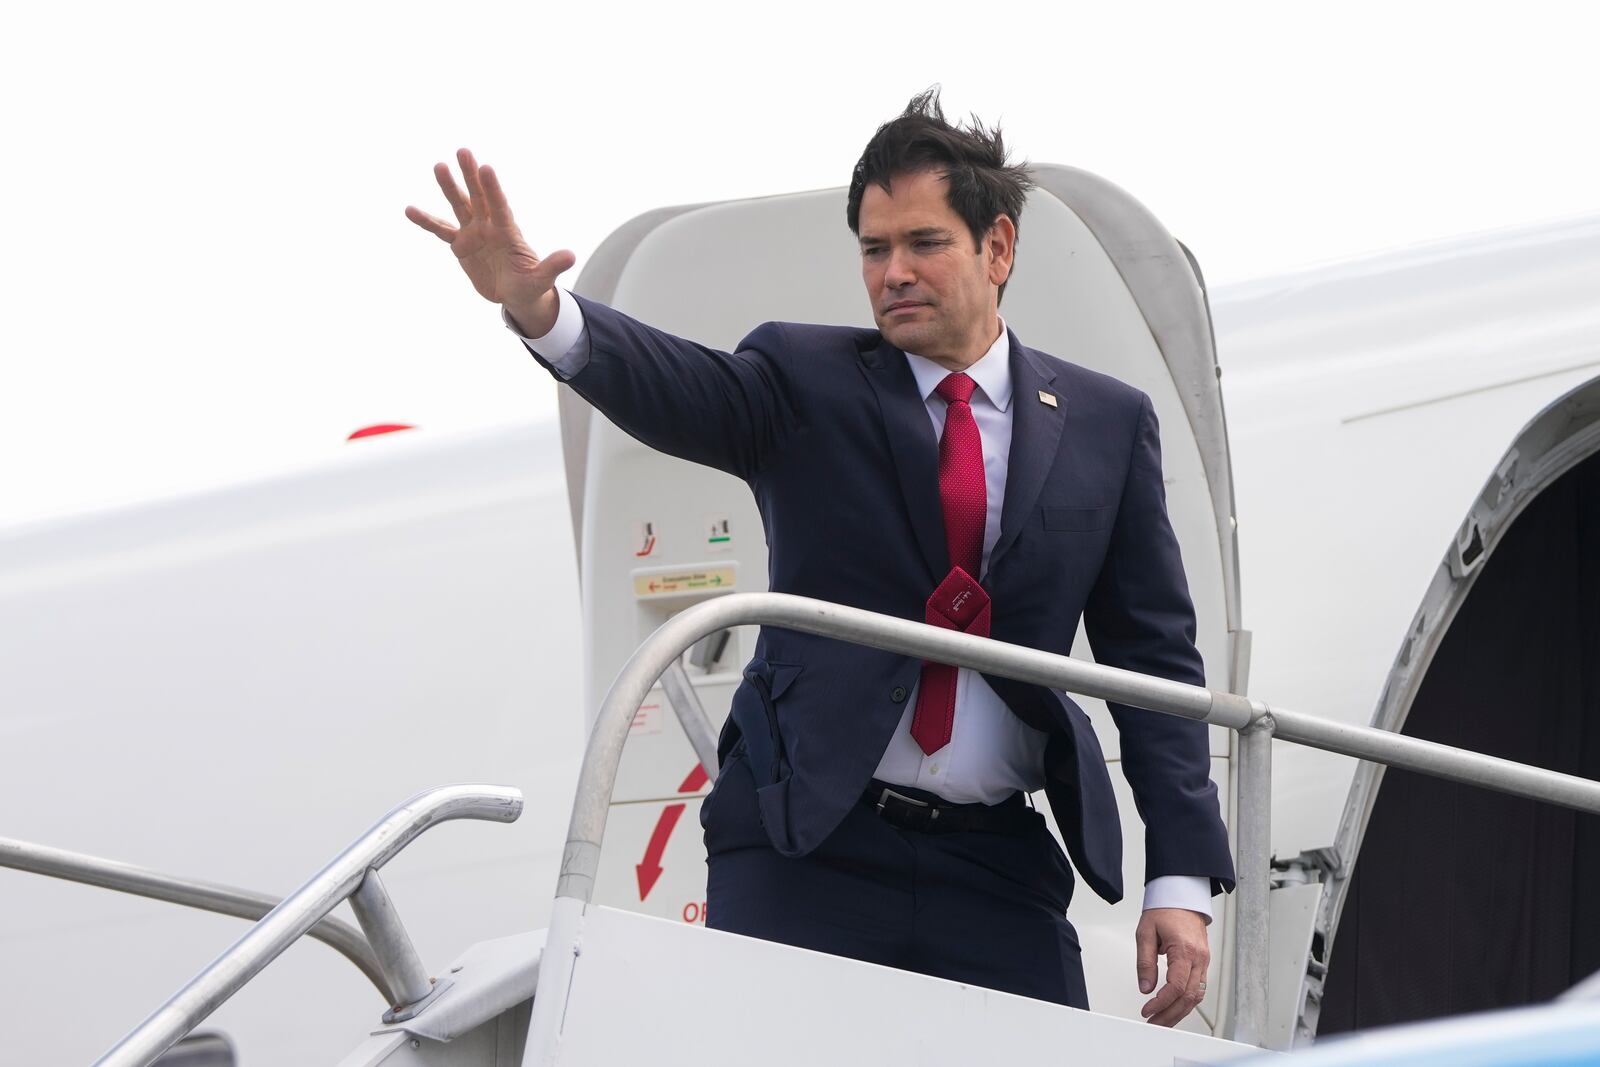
[1232,713,1274,1047]
[349,868,439,1020]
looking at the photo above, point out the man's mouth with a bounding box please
[884,300,927,314]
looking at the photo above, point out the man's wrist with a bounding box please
[504,288,589,376]
[503,288,561,340]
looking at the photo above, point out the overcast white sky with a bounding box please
[3,0,1597,528]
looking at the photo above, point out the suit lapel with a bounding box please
[992,337,1067,569]
[858,336,947,583]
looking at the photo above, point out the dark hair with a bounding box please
[847,88,1034,300]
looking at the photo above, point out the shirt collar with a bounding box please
[903,318,1013,413]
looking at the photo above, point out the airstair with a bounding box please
[11,593,1600,1066]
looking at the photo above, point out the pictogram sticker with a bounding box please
[706,514,732,553]
[634,521,657,558]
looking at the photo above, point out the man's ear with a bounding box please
[986,214,1016,288]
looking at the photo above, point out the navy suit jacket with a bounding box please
[544,294,1235,904]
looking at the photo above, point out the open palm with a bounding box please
[406,148,574,333]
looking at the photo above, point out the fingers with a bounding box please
[420,148,510,231]
[404,205,458,242]
[1141,944,1211,1027]
[1141,948,1191,1025]
[479,164,516,228]
[433,161,472,226]
[1135,917,1158,995]
[457,148,488,208]
[1149,963,1207,1027]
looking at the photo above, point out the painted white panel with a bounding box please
[552,905,1266,1066]
[1267,882,1324,1050]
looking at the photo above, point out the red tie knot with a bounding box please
[936,372,977,407]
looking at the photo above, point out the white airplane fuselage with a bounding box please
[1,213,1596,1065]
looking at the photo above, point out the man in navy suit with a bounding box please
[408,91,1233,1025]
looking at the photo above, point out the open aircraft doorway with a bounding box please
[1316,378,1600,1032]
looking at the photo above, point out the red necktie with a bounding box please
[911,372,989,754]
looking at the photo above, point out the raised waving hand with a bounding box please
[406,148,575,337]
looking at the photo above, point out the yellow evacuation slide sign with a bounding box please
[633,568,737,598]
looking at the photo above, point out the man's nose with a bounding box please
[884,247,916,288]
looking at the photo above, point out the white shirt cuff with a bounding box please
[502,288,589,377]
[1142,875,1213,923]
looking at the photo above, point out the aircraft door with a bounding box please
[559,171,1247,1030]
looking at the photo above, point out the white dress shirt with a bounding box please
[510,292,1211,918]
[873,326,1048,804]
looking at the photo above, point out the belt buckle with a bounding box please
[875,786,940,824]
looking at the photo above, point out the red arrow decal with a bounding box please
[636,803,685,901]
[678,765,710,793]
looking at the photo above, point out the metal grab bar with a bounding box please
[660,659,721,779]
[0,836,395,1003]
[95,784,524,1067]
[534,592,1600,1054]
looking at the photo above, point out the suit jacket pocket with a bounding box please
[730,659,804,787]
[1043,504,1112,532]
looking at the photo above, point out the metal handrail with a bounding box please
[95,784,524,1067]
[0,836,395,1003]
[533,592,1600,1053]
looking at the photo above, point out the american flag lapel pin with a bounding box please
[1038,390,1058,408]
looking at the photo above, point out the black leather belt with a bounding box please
[861,779,1036,836]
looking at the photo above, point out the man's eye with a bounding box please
[862,247,886,258]
[916,239,944,251]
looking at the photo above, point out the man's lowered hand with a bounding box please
[1135,907,1210,1027]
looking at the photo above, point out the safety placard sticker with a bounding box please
[705,514,732,553]
[633,520,657,558]
[630,702,663,735]
[632,567,736,598]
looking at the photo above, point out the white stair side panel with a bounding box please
[549,905,1267,1066]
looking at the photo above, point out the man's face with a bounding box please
[857,168,1013,370]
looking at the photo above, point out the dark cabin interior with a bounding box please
[1320,449,1600,1032]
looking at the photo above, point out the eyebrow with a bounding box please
[858,226,956,246]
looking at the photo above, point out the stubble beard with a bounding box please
[879,310,948,359]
